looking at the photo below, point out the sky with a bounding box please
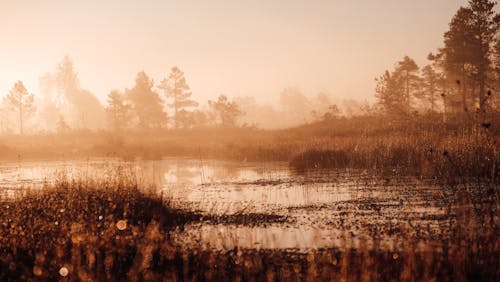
[0,0,470,105]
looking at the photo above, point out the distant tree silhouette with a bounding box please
[176,109,208,128]
[208,95,241,127]
[106,90,132,131]
[55,56,79,101]
[417,64,443,113]
[313,92,333,118]
[279,87,312,124]
[375,56,420,117]
[54,56,105,129]
[396,56,420,111]
[233,96,286,129]
[6,81,35,135]
[38,73,60,131]
[321,104,342,121]
[56,115,71,133]
[375,70,405,116]
[158,67,198,128]
[0,99,11,134]
[127,71,166,129]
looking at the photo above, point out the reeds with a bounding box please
[290,129,499,183]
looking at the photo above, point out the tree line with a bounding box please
[374,0,499,127]
[0,55,344,134]
[105,68,242,131]
[0,58,243,134]
[1,0,498,134]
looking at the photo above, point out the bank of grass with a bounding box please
[290,129,499,182]
[0,116,498,182]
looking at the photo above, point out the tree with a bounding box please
[396,56,420,111]
[55,56,79,101]
[321,104,342,121]
[158,67,198,128]
[6,81,35,135]
[279,87,312,124]
[208,95,242,127]
[56,115,71,134]
[38,72,60,131]
[53,56,105,129]
[492,35,500,110]
[126,71,166,129]
[375,70,406,116]
[0,97,14,134]
[418,64,443,113]
[440,0,499,118]
[375,56,421,117]
[106,90,132,131]
[176,109,208,128]
[311,92,333,120]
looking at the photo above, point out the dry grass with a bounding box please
[0,169,498,280]
[0,116,498,280]
[0,173,203,280]
[290,129,499,182]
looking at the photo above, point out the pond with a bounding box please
[0,158,452,252]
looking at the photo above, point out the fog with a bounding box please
[0,1,498,280]
[0,1,467,110]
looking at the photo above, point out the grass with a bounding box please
[0,172,291,280]
[289,128,499,183]
[0,168,498,280]
[0,174,199,280]
[0,114,498,280]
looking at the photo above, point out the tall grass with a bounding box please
[290,128,499,182]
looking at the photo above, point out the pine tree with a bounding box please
[127,71,166,129]
[158,67,198,128]
[106,90,132,131]
[6,81,35,135]
[208,95,241,127]
[440,0,499,117]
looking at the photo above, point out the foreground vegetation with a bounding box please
[0,169,498,281]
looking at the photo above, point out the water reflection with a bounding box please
[0,158,450,251]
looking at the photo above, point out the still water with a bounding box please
[0,158,450,251]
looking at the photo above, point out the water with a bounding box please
[0,158,452,251]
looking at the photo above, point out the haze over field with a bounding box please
[0,0,469,105]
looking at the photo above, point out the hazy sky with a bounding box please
[0,0,469,105]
